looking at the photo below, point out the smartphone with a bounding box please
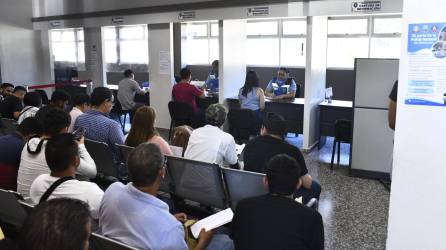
[72,127,86,141]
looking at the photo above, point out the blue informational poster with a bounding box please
[406,23,446,106]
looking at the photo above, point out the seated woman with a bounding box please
[265,67,298,99]
[238,70,265,124]
[125,106,173,155]
[171,125,193,156]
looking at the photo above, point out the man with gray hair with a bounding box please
[184,104,238,167]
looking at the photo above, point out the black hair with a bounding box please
[127,143,164,187]
[211,60,219,67]
[124,69,134,78]
[23,92,42,107]
[19,198,91,250]
[45,133,79,172]
[90,87,112,107]
[17,117,43,138]
[180,68,192,80]
[1,83,14,89]
[278,67,289,74]
[43,109,71,137]
[14,86,27,93]
[265,154,302,195]
[241,70,260,97]
[73,93,90,107]
[51,90,71,103]
[263,113,287,138]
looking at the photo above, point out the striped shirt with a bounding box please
[74,110,124,162]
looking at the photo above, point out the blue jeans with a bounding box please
[207,233,234,250]
[294,180,322,205]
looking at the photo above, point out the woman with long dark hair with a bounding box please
[239,70,265,122]
[125,106,172,155]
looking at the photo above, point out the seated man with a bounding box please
[18,92,42,124]
[0,86,26,119]
[172,67,204,114]
[0,83,14,102]
[185,104,238,167]
[243,113,321,203]
[99,143,233,250]
[231,154,324,250]
[0,117,42,191]
[69,93,90,132]
[35,90,71,124]
[205,60,219,92]
[30,134,104,219]
[265,67,298,99]
[17,109,96,198]
[74,87,124,162]
[20,198,92,250]
[117,69,147,121]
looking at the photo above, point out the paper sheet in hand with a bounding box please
[235,144,245,155]
[190,208,234,238]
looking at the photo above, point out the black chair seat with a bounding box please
[168,101,195,140]
[331,119,352,170]
[228,108,258,143]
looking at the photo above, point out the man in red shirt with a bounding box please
[172,68,204,113]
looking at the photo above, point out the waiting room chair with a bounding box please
[227,108,258,143]
[110,99,130,133]
[84,139,120,181]
[221,168,267,210]
[116,144,134,163]
[0,118,18,136]
[330,119,352,170]
[167,101,194,141]
[89,233,139,250]
[166,156,228,209]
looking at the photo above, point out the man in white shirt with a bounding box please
[17,108,96,198]
[17,92,42,124]
[69,93,90,132]
[30,133,103,219]
[185,104,238,167]
[117,69,147,121]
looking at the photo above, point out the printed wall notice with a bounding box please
[406,23,446,106]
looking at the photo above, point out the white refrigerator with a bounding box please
[350,58,398,179]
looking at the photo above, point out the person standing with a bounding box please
[0,86,26,119]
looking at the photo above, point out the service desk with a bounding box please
[227,97,305,134]
[318,100,353,148]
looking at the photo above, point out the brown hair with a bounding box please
[171,125,193,154]
[125,106,158,147]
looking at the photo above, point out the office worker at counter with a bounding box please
[205,60,219,92]
[265,67,297,100]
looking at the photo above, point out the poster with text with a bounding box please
[406,23,446,106]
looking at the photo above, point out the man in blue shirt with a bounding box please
[99,143,233,250]
[205,60,219,92]
[74,87,124,161]
[265,68,298,99]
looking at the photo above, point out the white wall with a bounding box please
[0,0,46,85]
[386,0,446,249]
[148,23,174,129]
[303,16,328,150]
[219,19,247,103]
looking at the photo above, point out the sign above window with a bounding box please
[351,1,382,12]
[247,6,269,17]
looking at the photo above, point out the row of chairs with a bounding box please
[84,139,316,211]
[0,189,137,250]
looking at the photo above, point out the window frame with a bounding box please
[51,28,85,69]
[181,21,219,66]
[246,18,307,68]
[327,15,402,69]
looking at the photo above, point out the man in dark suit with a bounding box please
[231,154,324,250]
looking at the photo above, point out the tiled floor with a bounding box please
[132,122,390,250]
[288,135,390,250]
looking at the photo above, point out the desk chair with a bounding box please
[168,101,194,141]
[166,156,228,209]
[330,119,352,170]
[89,233,139,250]
[0,118,18,136]
[110,99,130,133]
[84,139,120,183]
[228,108,258,143]
[221,168,267,210]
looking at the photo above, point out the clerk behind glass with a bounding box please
[265,68,297,100]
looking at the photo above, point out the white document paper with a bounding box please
[235,144,245,155]
[191,208,234,238]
